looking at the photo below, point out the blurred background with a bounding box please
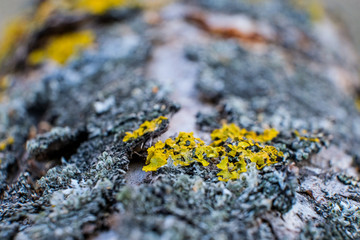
[0,0,360,55]
[324,0,360,55]
[0,0,26,34]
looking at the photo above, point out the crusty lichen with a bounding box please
[0,18,28,65]
[0,0,359,239]
[123,116,168,142]
[73,0,128,14]
[69,0,171,15]
[0,136,14,152]
[0,136,14,164]
[142,123,283,181]
[294,129,320,143]
[355,97,360,112]
[0,76,10,101]
[28,30,95,65]
[0,2,58,66]
[292,0,325,22]
[210,123,279,145]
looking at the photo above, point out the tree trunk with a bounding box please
[0,1,360,239]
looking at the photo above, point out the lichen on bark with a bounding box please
[0,0,360,239]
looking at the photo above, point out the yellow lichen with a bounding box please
[0,0,172,67]
[292,0,325,22]
[294,130,320,143]
[0,18,28,65]
[72,0,172,14]
[141,132,212,171]
[73,0,127,15]
[28,30,95,65]
[0,1,58,66]
[217,156,246,182]
[210,123,279,146]
[0,136,14,151]
[355,97,360,112]
[0,76,10,101]
[33,1,57,25]
[123,116,168,142]
[142,122,284,182]
[143,141,168,171]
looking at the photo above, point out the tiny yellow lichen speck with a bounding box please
[0,136,14,151]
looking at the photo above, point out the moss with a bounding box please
[28,30,95,65]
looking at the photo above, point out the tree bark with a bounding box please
[0,1,360,239]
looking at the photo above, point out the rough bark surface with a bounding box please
[0,1,359,239]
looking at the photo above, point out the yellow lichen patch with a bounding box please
[73,0,127,15]
[143,141,168,171]
[294,130,320,143]
[217,156,246,182]
[143,122,284,181]
[292,0,325,22]
[32,1,58,25]
[0,18,28,65]
[0,2,59,66]
[355,97,360,112]
[0,76,10,101]
[123,116,168,142]
[72,0,172,14]
[213,141,283,181]
[0,0,172,67]
[142,132,212,171]
[130,0,173,10]
[28,30,95,65]
[170,132,210,167]
[0,1,62,66]
[211,123,279,146]
[0,136,14,151]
